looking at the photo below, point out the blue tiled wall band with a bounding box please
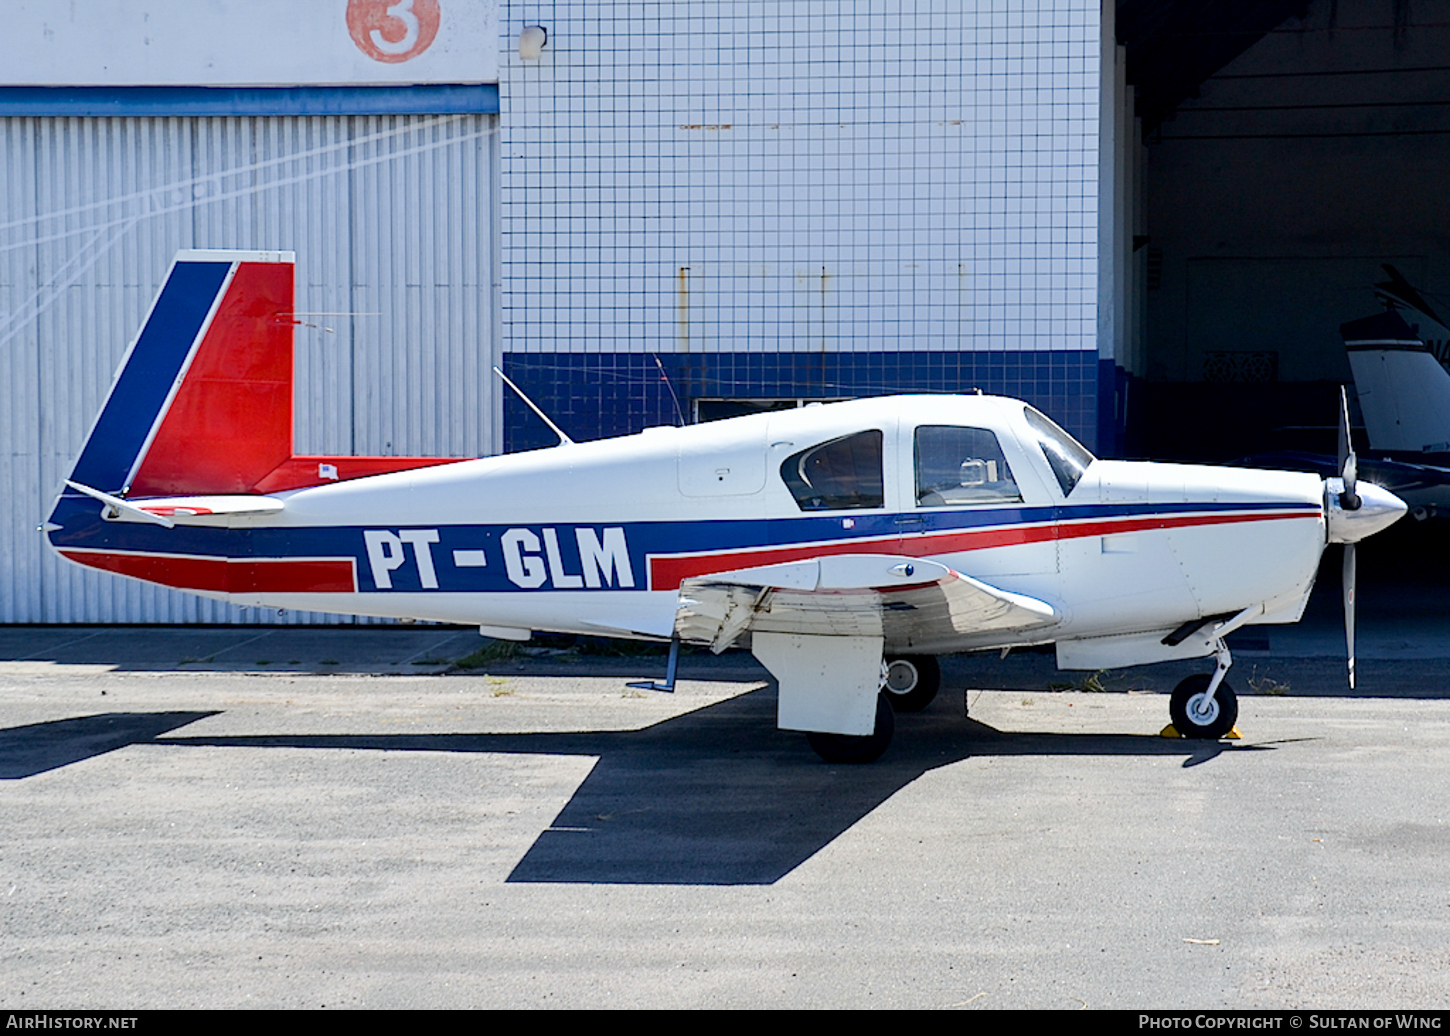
[501,350,1098,454]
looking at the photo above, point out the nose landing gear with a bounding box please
[1168,673,1239,740]
[1166,638,1240,740]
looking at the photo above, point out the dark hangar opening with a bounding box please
[1116,0,1450,463]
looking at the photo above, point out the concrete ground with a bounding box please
[3,549,1450,1009]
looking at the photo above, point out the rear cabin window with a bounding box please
[914,426,1023,506]
[780,430,885,511]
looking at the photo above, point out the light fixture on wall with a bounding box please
[519,26,547,60]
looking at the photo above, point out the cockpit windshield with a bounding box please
[1023,406,1094,497]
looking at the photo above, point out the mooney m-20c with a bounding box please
[47,251,1407,762]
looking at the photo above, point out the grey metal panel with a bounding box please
[348,115,497,460]
[0,119,40,623]
[0,113,500,624]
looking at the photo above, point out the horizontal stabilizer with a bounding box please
[63,481,174,529]
[63,482,286,526]
[130,495,285,522]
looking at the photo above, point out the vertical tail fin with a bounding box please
[1343,309,1450,455]
[60,246,466,516]
[68,250,296,497]
[48,249,468,596]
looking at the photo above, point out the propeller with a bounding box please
[1326,387,1410,689]
[1337,386,1361,512]
[1337,386,1361,689]
[1343,527,1356,690]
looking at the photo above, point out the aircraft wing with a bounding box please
[674,553,1058,652]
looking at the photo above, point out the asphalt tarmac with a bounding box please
[3,554,1450,1009]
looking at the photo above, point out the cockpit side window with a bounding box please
[914,426,1023,506]
[780,430,884,511]
[1023,406,1095,497]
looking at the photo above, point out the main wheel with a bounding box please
[883,655,940,712]
[1169,674,1238,739]
[807,692,895,764]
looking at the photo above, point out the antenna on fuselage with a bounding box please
[652,354,686,427]
[492,366,575,447]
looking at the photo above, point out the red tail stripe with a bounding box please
[61,551,356,594]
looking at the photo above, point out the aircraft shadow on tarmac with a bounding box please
[0,711,220,781]
[1,691,1276,885]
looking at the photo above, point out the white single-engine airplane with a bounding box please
[47,251,1407,762]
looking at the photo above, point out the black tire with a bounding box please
[882,655,941,713]
[1169,674,1238,739]
[807,693,895,764]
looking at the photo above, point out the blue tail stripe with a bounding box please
[68,261,232,493]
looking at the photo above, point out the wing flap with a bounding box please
[676,554,1057,652]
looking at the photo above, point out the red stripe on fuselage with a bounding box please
[233,558,357,594]
[1054,510,1314,540]
[60,551,357,593]
[647,509,1319,590]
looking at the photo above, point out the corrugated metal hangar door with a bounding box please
[0,113,501,623]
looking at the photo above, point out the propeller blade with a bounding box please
[1338,386,1361,510]
[1344,542,1357,690]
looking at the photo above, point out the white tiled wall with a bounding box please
[500,0,1100,360]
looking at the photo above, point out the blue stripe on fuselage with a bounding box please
[46,497,1321,594]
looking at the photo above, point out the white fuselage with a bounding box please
[52,396,1338,670]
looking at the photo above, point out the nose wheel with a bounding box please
[1169,673,1238,740]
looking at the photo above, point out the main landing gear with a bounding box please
[882,655,940,713]
[806,692,895,764]
[805,654,940,763]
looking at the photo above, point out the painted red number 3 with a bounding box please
[347,0,441,63]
